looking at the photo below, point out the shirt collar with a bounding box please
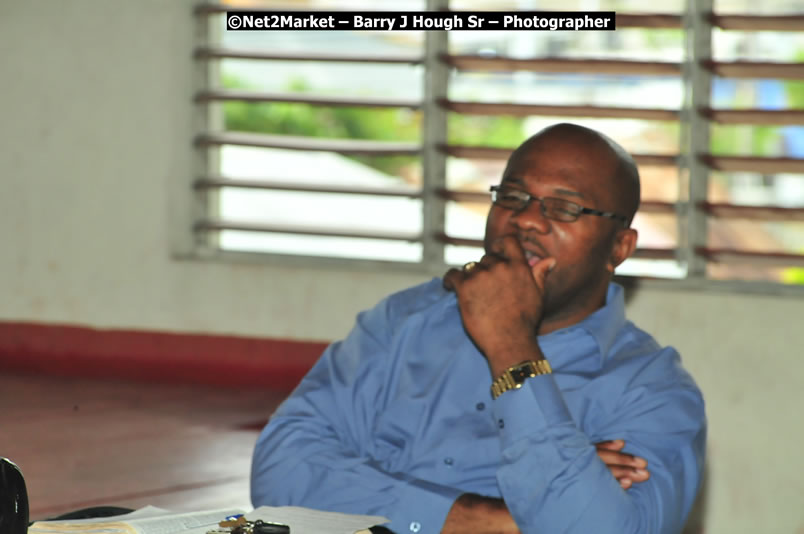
[539,282,626,364]
[580,282,627,358]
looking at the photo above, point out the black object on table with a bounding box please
[0,457,29,534]
[46,506,136,521]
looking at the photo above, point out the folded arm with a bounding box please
[490,370,705,534]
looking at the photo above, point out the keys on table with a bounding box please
[209,517,291,534]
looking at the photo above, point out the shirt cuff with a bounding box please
[388,477,464,534]
[491,373,574,446]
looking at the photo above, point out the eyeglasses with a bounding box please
[490,185,629,225]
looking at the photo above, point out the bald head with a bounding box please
[508,123,641,225]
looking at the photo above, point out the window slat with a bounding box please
[444,55,681,76]
[436,234,481,248]
[712,14,804,32]
[195,177,422,198]
[195,4,307,14]
[195,90,421,109]
[704,108,804,126]
[702,203,804,222]
[196,132,421,156]
[196,219,422,242]
[707,61,804,80]
[702,155,804,174]
[442,100,678,121]
[697,248,804,267]
[640,201,680,214]
[630,248,680,260]
[441,145,512,160]
[615,14,682,29]
[194,47,423,65]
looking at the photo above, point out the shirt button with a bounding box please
[409,521,422,532]
[444,457,454,466]
[476,402,485,411]
[498,418,505,429]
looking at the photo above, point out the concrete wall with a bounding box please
[1,2,801,532]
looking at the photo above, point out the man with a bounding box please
[251,123,706,534]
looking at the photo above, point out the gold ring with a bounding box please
[463,261,479,273]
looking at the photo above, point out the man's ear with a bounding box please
[606,228,638,273]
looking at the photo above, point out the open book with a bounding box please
[28,505,390,534]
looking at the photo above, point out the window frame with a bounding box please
[182,0,804,296]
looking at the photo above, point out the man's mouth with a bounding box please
[523,249,542,267]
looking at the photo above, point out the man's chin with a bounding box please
[539,284,560,320]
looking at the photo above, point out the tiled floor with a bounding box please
[0,372,289,520]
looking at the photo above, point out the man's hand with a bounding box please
[443,236,556,376]
[595,440,650,489]
[441,494,519,534]
[440,441,649,532]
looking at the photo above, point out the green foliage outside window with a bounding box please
[222,75,420,177]
[222,74,525,178]
[785,52,804,109]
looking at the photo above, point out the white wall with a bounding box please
[627,287,803,533]
[1,2,802,532]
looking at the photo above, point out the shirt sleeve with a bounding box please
[493,354,706,534]
[250,293,462,534]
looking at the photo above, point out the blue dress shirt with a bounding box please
[251,280,706,534]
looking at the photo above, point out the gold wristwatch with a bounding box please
[490,359,552,399]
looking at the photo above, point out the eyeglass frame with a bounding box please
[489,185,630,226]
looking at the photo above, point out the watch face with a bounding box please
[511,366,531,382]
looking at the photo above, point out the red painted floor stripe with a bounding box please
[0,321,328,391]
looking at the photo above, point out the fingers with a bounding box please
[489,237,556,288]
[606,465,651,483]
[488,237,556,277]
[595,439,625,452]
[607,462,650,490]
[477,253,499,269]
[442,258,495,292]
[530,257,556,284]
[595,441,650,490]
[596,448,648,469]
[442,267,463,292]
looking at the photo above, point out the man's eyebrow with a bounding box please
[501,178,588,200]
[553,187,586,200]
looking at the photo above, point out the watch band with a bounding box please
[490,359,552,399]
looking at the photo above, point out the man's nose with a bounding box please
[510,200,551,233]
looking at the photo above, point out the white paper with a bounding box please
[28,507,245,534]
[249,505,389,534]
[28,505,388,534]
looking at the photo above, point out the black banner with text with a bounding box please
[225,11,616,31]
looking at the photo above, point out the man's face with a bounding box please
[483,137,632,329]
